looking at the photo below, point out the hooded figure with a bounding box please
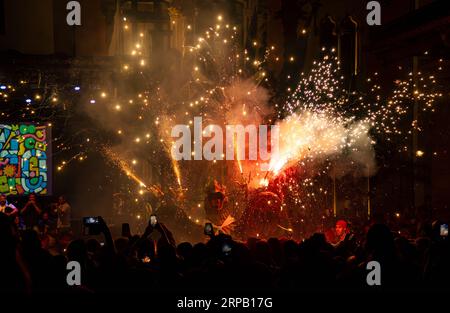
[203,180,235,234]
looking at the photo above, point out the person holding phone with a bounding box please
[204,223,214,237]
[205,191,226,226]
[131,216,176,256]
[204,190,236,236]
[20,194,42,230]
[440,224,448,238]
[83,217,102,235]
[150,214,158,227]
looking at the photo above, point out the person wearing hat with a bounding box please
[203,180,236,235]
[205,191,226,226]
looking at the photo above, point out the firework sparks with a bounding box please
[8,14,440,235]
[171,157,182,189]
[102,146,163,196]
[234,135,243,174]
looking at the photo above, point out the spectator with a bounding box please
[0,207,449,294]
[56,196,71,231]
[38,211,57,235]
[20,194,42,230]
[0,212,31,293]
[0,194,18,217]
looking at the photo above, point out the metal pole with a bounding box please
[333,168,337,217]
[367,167,371,220]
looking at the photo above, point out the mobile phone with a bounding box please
[122,223,131,237]
[204,222,213,236]
[222,242,232,256]
[83,216,101,235]
[440,224,448,237]
[83,216,99,225]
[150,214,157,227]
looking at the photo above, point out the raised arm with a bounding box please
[98,216,115,255]
[35,205,42,215]
[20,202,30,214]
[32,202,42,215]
[6,204,18,216]
[155,222,176,248]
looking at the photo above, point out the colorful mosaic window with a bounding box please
[0,124,51,195]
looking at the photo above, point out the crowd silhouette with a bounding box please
[1,204,449,294]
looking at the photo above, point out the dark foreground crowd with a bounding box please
[0,210,449,294]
